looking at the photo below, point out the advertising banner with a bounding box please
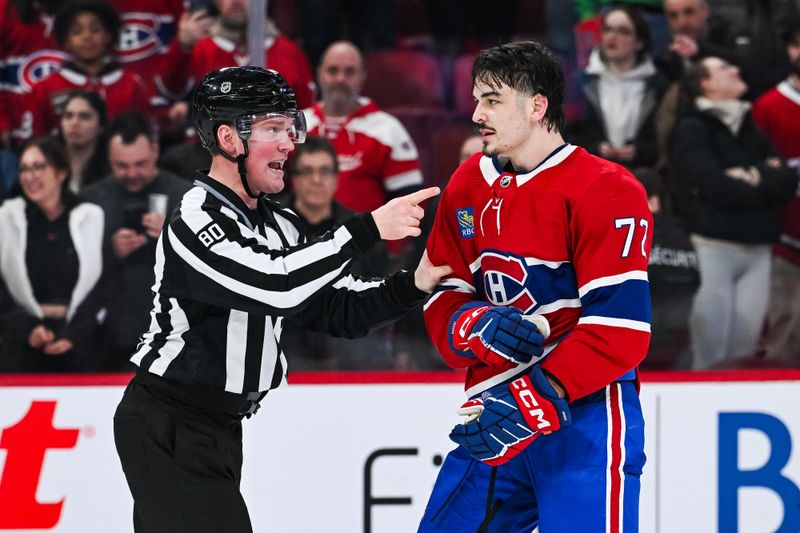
[0,371,798,532]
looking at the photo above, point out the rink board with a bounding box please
[0,370,799,532]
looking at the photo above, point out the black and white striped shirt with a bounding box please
[131,173,424,396]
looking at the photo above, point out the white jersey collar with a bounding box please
[479,143,577,187]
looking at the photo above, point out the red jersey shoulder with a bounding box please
[445,153,487,196]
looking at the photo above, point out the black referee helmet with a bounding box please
[192,66,306,197]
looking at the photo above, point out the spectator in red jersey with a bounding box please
[0,0,64,146]
[22,0,151,139]
[58,91,110,193]
[752,18,800,364]
[303,41,424,215]
[109,1,211,104]
[160,0,315,110]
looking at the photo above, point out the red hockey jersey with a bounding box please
[424,145,652,401]
[23,61,150,138]
[0,0,64,138]
[753,80,800,267]
[109,0,188,109]
[160,35,315,109]
[303,99,423,213]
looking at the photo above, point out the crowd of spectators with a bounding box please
[1,0,799,373]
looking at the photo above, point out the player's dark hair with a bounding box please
[782,16,800,45]
[472,41,566,133]
[290,136,339,176]
[109,112,155,146]
[54,0,121,48]
[20,135,77,208]
[602,6,652,63]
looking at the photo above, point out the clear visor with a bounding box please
[236,111,307,144]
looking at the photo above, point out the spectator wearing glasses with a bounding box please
[570,5,667,168]
[280,136,391,369]
[0,136,105,372]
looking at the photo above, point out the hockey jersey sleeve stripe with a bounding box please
[578,270,649,298]
[181,189,358,274]
[348,112,420,159]
[524,257,571,269]
[331,275,385,291]
[224,309,249,393]
[146,298,190,376]
[577,316,651,332]
[423,278,476,311]
[384,169,424,191]
[132,237,170,367]
[171,216,352,292]
[463,343,559,398]
[580,280,651,323]
[535,298,582,314]
[168,225,349,310]
[257,317,283,392]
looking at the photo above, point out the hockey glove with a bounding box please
[449,365,571,466]
[448,303,547,367]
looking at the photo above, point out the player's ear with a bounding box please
[531,94,548,125]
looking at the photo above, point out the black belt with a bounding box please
[134,369,266,419]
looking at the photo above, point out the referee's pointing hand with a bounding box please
[371,186,440,240]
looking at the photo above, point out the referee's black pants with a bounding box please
[114,379,253,532]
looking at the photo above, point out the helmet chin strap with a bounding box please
[236,140,261,199]
[219,138,261,200]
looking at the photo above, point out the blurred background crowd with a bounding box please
[1,0,799,374]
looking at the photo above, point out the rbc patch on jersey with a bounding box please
[455,207,474,238]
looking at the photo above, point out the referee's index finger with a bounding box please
[405,186,440,205]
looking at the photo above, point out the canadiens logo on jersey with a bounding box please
[4,50,68,93]
[481,251,537,311]
[115,14,176,63]
[455,207,474,238]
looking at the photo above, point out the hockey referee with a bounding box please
[113,66,450,532]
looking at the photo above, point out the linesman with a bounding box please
[113,66,450,532]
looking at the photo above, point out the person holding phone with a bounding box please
[81,112,190,370]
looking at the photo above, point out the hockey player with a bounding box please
[418,41,652,532]
[113,66,450,532]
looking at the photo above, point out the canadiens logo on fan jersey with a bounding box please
[455,208,474,238]
[8,50,68,93]
[115,14,176,63]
